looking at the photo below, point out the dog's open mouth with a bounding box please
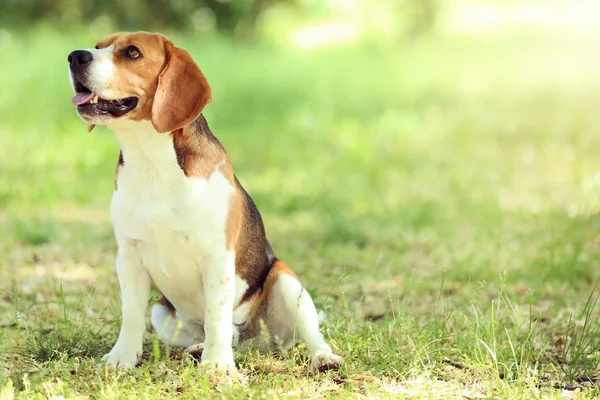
[72,80,137,117]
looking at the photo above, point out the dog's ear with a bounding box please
[151,41,211,133]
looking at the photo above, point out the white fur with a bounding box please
[68,46,114,95]
[86,45,117,100]
[102,243,150,368]
[151,303,197,348]
[103,120,238,371]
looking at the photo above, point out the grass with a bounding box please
[556,280,600,384]
[1,22,600,398]
[15,284,114,363]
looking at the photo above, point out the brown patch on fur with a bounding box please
[248,260,296,315]
[232,178,278,305]
[94,32,211,130]
[172,115,231,180]
[237,260,297,342]
[151,41,211,133]
[156,295,177,318]
[226,192,243,250]
[114,151,124,190]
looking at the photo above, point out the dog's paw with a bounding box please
[199,357,236,374]
[102,347,141,369]
[310,352,342,374]
[200,344,236,373]
[200,357,246,386]
[184,343,205,359]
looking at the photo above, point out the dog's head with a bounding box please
[68,32,211,133]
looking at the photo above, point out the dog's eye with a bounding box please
[123,46,141,60]
[94,45,99,49]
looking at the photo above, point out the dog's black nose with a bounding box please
[68,50,93,71]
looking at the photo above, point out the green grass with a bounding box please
[1,24,600,398]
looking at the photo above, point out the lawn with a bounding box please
[1,25,600,399]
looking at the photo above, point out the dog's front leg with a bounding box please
[200,251,236,372]
[103,243,150,368]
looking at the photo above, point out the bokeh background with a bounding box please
[2,0,599,282]
[2,0,600,393]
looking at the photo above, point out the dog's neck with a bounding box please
[110,114,226,178]
[111,119,177,170]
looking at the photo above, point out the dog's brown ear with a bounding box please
[151,41,211,133]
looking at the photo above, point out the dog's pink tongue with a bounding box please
[71,92,95,105]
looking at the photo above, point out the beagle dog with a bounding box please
[67,32,342,374]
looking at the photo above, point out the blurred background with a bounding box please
[1,0,441,41]
[1,0,600,319]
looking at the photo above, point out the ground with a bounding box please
[0,26,599,399]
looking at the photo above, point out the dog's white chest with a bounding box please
[110,127,234,319]
[113,167,232,246]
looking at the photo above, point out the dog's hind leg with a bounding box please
[263,261,342,373]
